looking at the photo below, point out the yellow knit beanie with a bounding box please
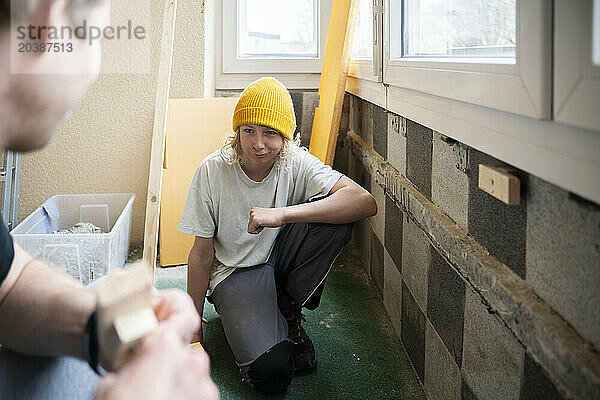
[232,77,296,141]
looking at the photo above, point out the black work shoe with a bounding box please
[281,301,317,372]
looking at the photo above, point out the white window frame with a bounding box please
[348,0,383,83]
[383,0,551,120]
[553,0,600,132]
[221,0,333,74]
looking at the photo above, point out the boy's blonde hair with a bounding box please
[221,130,303,166]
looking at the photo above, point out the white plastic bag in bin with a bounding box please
[12,193,135,285]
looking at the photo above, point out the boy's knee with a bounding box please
[245,340,294,393]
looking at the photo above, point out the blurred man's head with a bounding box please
[0,0,109,152]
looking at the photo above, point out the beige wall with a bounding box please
[18,0,206,246]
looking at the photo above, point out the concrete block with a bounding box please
[354,218,372,272]
[372,104,387,160]
[385,194,403,273]
[339,92,350,133]
[526,176,600,350]
[360,100,374,148]
[427,245,465,367]
[290,91,303,138]
[462,379,479,400]
[333,135,349,176]
[424,320,461,400]
[349,94,362,134]
[348,152,370,190]
[401,281,426,382]
[402,216,430,312]
[370,232,384,297]
[300,91,319,147]
[387,112,407,176]
[347,150,356,182]
[370,178,385,243]
[406,119,432,199]
[431,132,469,230]
[462,287,523,400]
[468,149,527,279]
[520,354,565,400]
[383,249,402,337]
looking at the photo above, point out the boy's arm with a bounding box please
[187,236,214,344]
[248,176,377,234]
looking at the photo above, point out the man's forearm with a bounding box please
[284,185,376,225]
[0,259,95,359]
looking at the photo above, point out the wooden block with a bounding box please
[96,262,158,369]
[478,164,521,205]
[190,342,204,353]
[113,308,158,345]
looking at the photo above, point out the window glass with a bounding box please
[402,0,516,60]
[351,0,374,59]
[238,0,319,58]
[594,0,600,65]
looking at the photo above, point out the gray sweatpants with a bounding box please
[209,222,353,367]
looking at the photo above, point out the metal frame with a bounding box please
[1,151,21,230]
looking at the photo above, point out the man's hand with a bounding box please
[248,207,286,234]
[151,289,201,345]
[94,329,219,400]
[98,288,200,371]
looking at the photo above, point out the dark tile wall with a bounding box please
[462,379,478,400]
[520,354,564,400]
[405,119,433,199]
[370,232,385,297]
[337,93,583,400]
[427,245,466,367]
[290,91,303,136]
[373,106,388,160]
[402,281,426,382]
[384,194,403,273]
[467,149,528,279]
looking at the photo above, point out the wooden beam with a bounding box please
[143,0,178,277]
[309,0,360,165]
[478,164,521,205]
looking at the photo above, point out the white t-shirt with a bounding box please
[178,149,343,295]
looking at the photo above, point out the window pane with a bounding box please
[594,0,600,65]
[238,0,318,58]
[351,0,373,59]
[403,0,516,59]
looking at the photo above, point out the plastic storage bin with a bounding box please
[12,193,135,285]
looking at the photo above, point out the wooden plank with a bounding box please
[159,98,238,266]
[478,164,521,205]
[143,0,178,276]
[309,0,360,165]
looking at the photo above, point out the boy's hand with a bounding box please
[248,207,286,234]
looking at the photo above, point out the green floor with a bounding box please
[154,245,426,400]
